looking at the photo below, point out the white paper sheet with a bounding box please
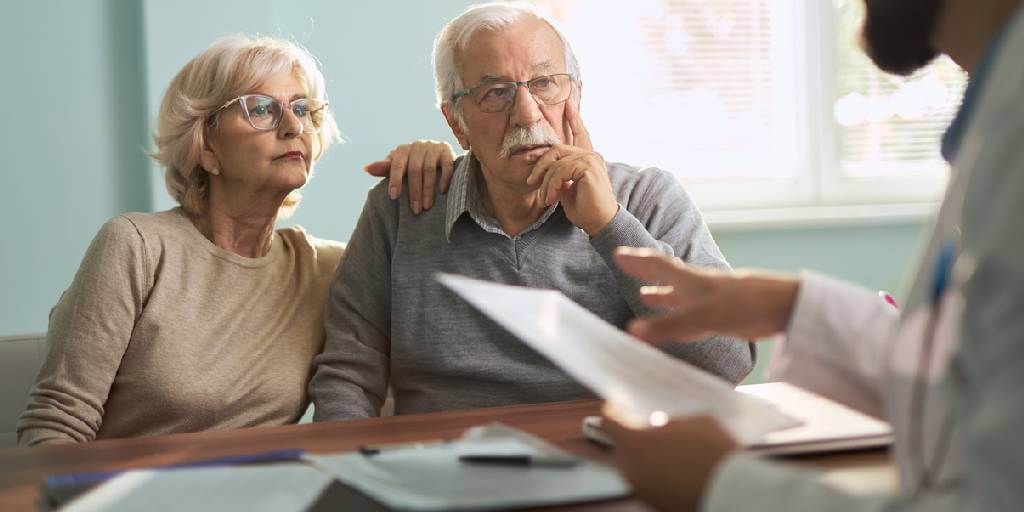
[305,423,628,511]
[64,464,333,512]
[438,273,799,443]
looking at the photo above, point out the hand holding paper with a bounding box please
[437,273,799,444]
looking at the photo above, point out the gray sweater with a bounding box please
[310,155,754,420]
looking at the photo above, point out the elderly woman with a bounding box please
[16,34,453,446]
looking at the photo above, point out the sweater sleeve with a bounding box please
[309,182,396,421]
[589,167,755,384]
[17,216,151,446]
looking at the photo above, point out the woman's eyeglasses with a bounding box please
[212,94,329,133]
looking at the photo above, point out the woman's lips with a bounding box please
[275,151,304,161]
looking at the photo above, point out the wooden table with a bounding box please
[0,400,893,511]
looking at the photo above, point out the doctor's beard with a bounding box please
[863,0,944,76]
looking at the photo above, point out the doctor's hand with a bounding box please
[524,100,618,237]
[613,247,801,343]
[603,413,738,512]
[364,140,456,215]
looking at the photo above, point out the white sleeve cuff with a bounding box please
[766,271,899,417]
[783,271,890,362]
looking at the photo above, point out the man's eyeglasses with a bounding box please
[212,94,329,133]
[451,73,575,113]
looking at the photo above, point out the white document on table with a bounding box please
[305,423,628,511]
[63,464,332,512]
[438,273,799,444]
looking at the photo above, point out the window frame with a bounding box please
[548,0,952,222]
[809,0,950,208]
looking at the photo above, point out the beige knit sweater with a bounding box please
[17,208,344,446]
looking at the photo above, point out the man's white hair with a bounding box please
[432,2,581,115]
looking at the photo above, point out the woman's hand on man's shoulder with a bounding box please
[363,140,457,215]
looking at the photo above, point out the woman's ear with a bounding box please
[198,128,221,176]
[198,146,220,176]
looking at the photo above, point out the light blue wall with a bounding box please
[1,0,149,334]
[712,222,929,382]
[0,0,931,389]
[716,222,928,295]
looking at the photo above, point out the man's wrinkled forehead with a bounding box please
[476,60,558,83]
[457,18,567,85]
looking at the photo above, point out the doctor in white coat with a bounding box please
[603,0,1024,510]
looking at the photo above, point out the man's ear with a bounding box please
[572,80,583,113]
[441,103,471,151]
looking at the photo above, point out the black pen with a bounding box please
[457,454,580,468]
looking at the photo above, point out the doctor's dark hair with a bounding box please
[862,0,943,76]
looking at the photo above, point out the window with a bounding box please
[538,0,966,219]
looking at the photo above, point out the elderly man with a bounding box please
[310,2,754,420]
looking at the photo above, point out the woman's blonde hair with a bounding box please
[151,34,340,217]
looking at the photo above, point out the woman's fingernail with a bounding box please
[390,187,398,200]
[412,200,421,214]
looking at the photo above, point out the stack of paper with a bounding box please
[306,423,628,511]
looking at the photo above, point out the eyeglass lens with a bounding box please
[475,75,572,113]
[240,95,326,132]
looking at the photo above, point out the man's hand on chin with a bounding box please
[525,102,618,237]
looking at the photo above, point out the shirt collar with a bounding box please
[941,12,1014,163]
[444,152,560,241]
[443,154,475,242]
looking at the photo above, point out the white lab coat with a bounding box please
[702,9,1024,512]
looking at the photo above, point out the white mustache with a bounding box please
[498,123,559,159]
